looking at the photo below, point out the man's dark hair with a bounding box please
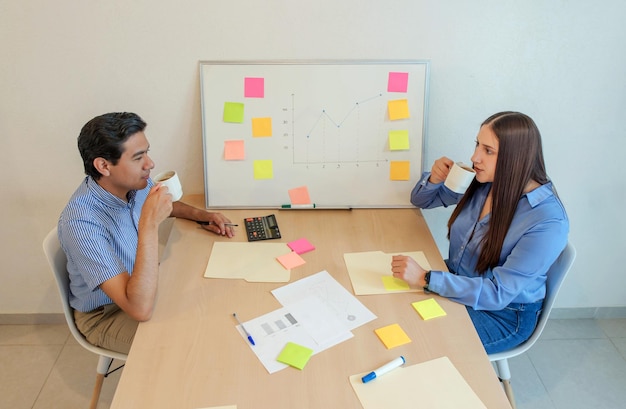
[78,112,147,180]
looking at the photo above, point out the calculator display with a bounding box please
[244,214,281,241]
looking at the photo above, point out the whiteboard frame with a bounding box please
[199,59,430,209]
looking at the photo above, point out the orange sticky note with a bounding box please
[390,161,410,181]
[388,99,410,120]
[252,117,272,137]
[224,140,245,160]
[276,252,306,269]
[374,323,412,349]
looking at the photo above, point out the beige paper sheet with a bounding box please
[350,356,486,409]
[343,251,431,295]
[204,242,291,282]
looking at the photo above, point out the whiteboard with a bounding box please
[200,60,430,208]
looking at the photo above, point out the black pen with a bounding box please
[196,221,238,226]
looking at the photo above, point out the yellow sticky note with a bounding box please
[253,160,273,179]
[276,252,306,269]
[224,140,244,160]
[223,102,244,123]
[252,117,272,137]
[388,130,410,150]
[390,161,410,181]
[374,323,412,349]
[381,276,410,291]
[276,342,313,370]
[388,99,410,120]
[412,298,447,320]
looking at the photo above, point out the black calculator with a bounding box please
[244,214,282,241]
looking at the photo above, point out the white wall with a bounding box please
[1,0,625,313]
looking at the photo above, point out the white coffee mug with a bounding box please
[153,170,183,201]
[444,162,476,194]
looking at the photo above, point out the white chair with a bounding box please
[489,242,576,409]
[43,227,127,409]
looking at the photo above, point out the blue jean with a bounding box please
[465,301,543,354]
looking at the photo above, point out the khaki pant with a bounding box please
[74,304,138,355]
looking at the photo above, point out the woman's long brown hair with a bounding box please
[447,112,549,273]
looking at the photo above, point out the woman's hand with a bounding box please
[428,157,455,184]
[391,255,428,288]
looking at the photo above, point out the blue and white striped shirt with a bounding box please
[58,176,152,312]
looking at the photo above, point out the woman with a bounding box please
[392,111,569,354]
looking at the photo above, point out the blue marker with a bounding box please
[233,313,255,346]
[361,356,405,383]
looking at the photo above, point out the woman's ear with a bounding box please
[93,157,111,177]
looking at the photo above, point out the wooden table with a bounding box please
[111,197,511,408]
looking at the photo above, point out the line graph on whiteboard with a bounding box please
[280,91,391,168]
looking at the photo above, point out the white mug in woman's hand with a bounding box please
[444,162,475,194]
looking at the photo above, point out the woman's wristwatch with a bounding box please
[423,271,431,290]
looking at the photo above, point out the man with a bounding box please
[58,112,234,354]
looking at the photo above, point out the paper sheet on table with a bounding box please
[204,242,291,282]
[350,356,486,409]
[272,270,377,331]
[239,298,353,374]
[344,251,431,295]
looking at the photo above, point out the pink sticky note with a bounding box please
[276,252,306,269]
[224,140,245,160]
[388,72,409,93]
[288,186,312,205]
[244,77,264,98]
[287,238,315,255]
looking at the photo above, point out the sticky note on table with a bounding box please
[412,298,447,320]
[374,323,412,349]
[276,342,313,370]
[287,238,315,254]
[381,276,410,291]
[276,252,306,269]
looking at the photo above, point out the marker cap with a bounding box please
[361,372,376,383]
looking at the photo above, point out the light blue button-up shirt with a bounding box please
[58,176,152,312]
[411,173,569,310]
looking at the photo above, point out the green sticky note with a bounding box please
[412,298,447,320]
[223,102,244,123]
[382,275,410,291]
[276,342,313,370]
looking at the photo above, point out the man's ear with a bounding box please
[93,158,111,177]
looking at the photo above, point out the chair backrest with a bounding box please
[489,242,576,360]
[43,227,127,361]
